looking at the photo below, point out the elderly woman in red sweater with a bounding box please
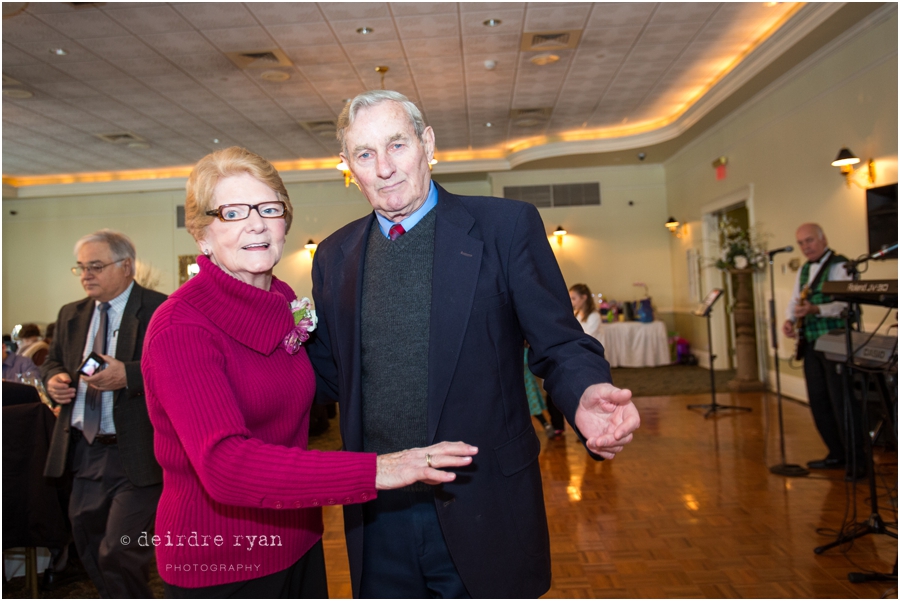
[143,147,477,598]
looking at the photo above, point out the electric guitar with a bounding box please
[794,252,834,361]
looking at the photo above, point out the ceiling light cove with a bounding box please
[483,19,502,27]
[356,26,374,35]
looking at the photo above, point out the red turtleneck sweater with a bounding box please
[143,256,376,587]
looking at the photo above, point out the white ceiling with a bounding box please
[1,2,816,179]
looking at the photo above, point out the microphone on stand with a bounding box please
[867,243,898,261]
[767,245,793,257]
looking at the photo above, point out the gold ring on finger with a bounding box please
[425,453,433,468]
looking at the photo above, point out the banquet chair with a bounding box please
[2,402,69,597]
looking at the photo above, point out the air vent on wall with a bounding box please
[510,107,552,128]
[94,132,146,145]
[504,183,600,208]
[226,49,292,70]
[521,30,582,52]
[299,120,337,139]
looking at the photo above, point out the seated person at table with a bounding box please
[3,344,38,381]
[16,323,50,366]
[570,283,600,338]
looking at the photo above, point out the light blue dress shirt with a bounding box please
[375,181,438,238]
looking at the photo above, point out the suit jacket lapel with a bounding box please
[116,283,142,365]
[66,298,94,381]
[337,215,375,452]
[427,186,482,443]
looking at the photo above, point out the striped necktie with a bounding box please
[82,301,110,444]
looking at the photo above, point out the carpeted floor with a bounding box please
[3,365,736,598]
[611,364,738,397]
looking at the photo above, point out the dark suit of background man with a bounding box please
[42,230,166,598]
[782,223,865,481]
[307,90,640,598]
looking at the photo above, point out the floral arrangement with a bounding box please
[713,217,768,272]
[283,297,317,354]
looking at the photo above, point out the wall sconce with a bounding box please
[831,147,875,188]
[336,160,355,187]
[665,217,687,238]
[552,225,567,246]
[304,239,318,258]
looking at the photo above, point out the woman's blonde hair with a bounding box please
[184,146,293,240]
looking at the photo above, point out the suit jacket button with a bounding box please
[343,497,352,504]
[361,493,368,501]
[311,499,319,506]
[294,501,302,508]
[274,501,283,509]
[326,498,335,505]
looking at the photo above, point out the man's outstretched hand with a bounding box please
[574,383,639,459]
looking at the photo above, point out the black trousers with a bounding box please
[164,540,328,599]
[545,393,566,432]
[69,436,161,598]
[360,489,469,598]
[803,345,865,469]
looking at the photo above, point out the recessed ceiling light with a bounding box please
[260,70,290,82]
[3,88,33,99]
[483,19,502,27]
[212,138,220,144]
[485,122,493,128]
[49,48,68,56]
[356,26,374,35]
[530,53,560,66]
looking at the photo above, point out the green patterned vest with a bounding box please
[798,251,849,342]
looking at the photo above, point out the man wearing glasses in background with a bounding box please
[42,229,166,597]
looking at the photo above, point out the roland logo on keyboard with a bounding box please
[846,281,892,293]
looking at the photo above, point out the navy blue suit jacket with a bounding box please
[308,183,611,597]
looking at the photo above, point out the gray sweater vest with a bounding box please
[360,209,436,458]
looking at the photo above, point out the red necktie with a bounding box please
[389,224,406,241]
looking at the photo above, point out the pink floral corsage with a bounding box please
[283,297,317,354]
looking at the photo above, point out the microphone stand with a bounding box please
[767,252,809,477]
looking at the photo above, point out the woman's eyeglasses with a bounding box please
[205,202,286,222]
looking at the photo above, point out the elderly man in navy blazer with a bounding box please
[42,230,166,598]
[308,90,640,598]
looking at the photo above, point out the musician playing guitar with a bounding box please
[782,223,864,480]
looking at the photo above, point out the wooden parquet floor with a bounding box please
[321,392,898,599]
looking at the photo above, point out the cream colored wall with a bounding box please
[490,165,674,313]
[665,11,898,383]
[1,181,374,331]
[3,167,669,333]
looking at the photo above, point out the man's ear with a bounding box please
[422,126,435,162]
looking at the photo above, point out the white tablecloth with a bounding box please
[594,321,671,368]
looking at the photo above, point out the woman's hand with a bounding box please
[376,441,478,490]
